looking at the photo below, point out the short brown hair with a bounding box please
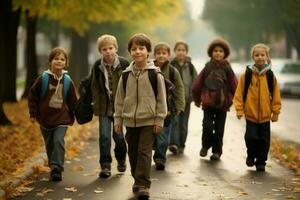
[48,47,69,68]
[174,41,189,52]
[207,38,230,59]
[154,42,171,55]
[97,34,118,52]
[128,33,151,52]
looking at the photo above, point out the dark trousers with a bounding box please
[245,120,270,166]
[99,116,127,166]
[202,109,227,155]
[126,126,155,188]
[170,103,191,148]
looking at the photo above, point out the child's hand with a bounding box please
[176,110,182,116]
[153,125,162,135]
[114,125,122,134]
[30,117,36,123]
[271,114,278,122]
[237,114,243,120]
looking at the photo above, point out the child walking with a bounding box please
[169,41,197,154]
[114,33,167,199]
[192,38,237,160]
[153,42,185,170]
[233,43,281,171]
[90,34,129,178]
[28,47,78,181]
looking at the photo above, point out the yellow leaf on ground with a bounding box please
[65,187,78,192]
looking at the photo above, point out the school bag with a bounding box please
[200,66,229,109]
[122,67,176,127]
[40,72,71,101]
[74,57,129,124]
[243,67,274,102]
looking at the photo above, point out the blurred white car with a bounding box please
[272,59,300,97]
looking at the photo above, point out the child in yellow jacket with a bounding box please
[233,43,281,172]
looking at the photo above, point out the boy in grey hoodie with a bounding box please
[114,33,167,199]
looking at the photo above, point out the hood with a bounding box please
[248,64,271,76]
[45,69,68,95]
[123,60,156,72]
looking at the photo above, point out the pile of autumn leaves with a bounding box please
[0,100,96,197]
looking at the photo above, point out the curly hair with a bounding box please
[207,38,230,59]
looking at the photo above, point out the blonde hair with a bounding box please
[251,43,271,64]
[97,34,118,52]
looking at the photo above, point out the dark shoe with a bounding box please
[51,168,62,181]
[199,148,208,157]
[137,186,149,200]
[246,157,255,167]
[99,164,111,178]
[256,165,265,172]
[132,184,139,193]
[117,160,126,172]
[155,162,165,171]
[169,145,178,155]
[210,153,220,161]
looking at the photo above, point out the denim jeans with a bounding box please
[40,126,67,171]
[153,119,172,164]
[169,103,191,148]
[99,116,127,165]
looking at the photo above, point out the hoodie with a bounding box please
[114,61,167,128]
[28,70,78,128]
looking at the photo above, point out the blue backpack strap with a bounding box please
[40,72,49,100]
[63,73,71,100]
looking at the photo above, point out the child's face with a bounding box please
[50,53,66,71]
[100,44,117,63]
[130,43,148,65]
[212,46,225,61]
[252,47,268,68]
[154,49,170,67]
[175,44,187,60]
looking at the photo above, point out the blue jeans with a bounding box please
[99,116,127,165]
[153,119,172,164]
[170,103,191,148]
[40,126,67,171]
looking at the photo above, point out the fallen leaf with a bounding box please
[71,165,84,172]
[65,187,78,192]
[286,195,296,199]
[94,187,103,194]
[36,188,54,197]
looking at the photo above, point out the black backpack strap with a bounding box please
[169,66,175,83]
[148,69,158,97]
[266,70,274,101]
[243,67,252,102]
[122,71,130,94]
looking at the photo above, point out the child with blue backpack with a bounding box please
[28,47,78,181]
[233,43,281,171]
[192,38,237,161]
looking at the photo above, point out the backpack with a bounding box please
[74,57,129,124]
[200,66,228,109]
[122,68,176,127]
[40,72,71,101]
[243,67,274,102]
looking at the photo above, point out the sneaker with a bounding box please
[99,164,111,178]
[155,162,165,171]
[117,160,126,172]
[169,145,178,155]
[51,168,62,181]
[132,184,139,193]
[256,165,265,172]
[137,186,149,199]
[210,153,220,160]
[199,148,208,157]
[246,157,255,167]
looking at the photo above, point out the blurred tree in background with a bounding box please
[0,0,188,124]
[202,0,300,60]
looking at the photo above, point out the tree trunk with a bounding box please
[285,35,292,59]
[0,0,20,124]
[50,21,59,48]
[22,11,38,99]
[69,30,89,86]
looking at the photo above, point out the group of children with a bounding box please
[28,33,281,199]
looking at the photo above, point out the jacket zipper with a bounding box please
[257,77,260,123]
[134,76,139,127]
